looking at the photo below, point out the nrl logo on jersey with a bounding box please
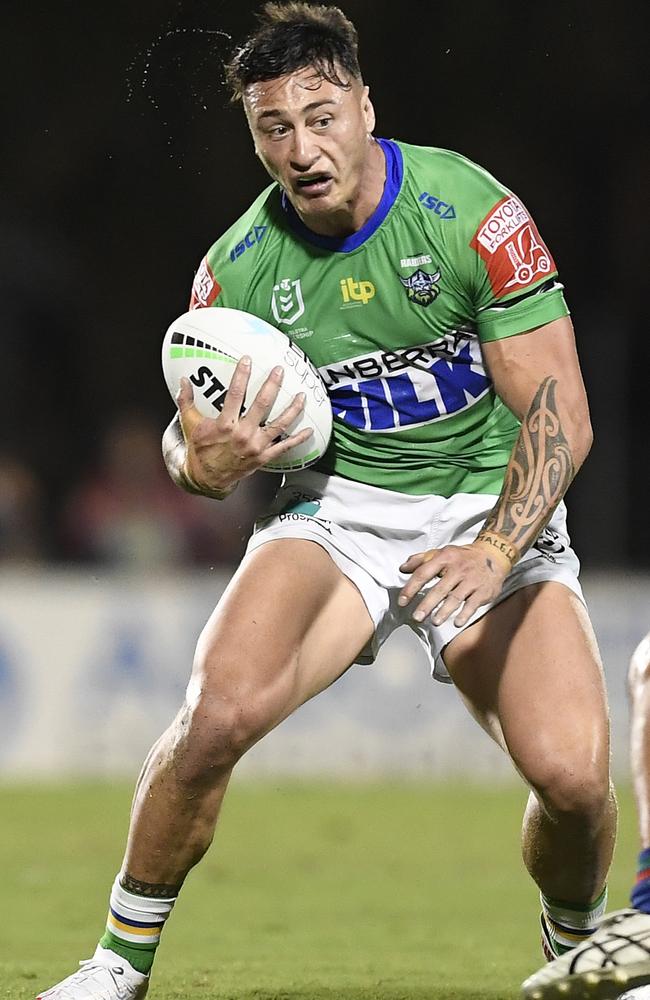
[399,267,441,307]
[271,277,305,326]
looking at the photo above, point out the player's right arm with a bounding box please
[162,357,311,499]
[164,187,307,498]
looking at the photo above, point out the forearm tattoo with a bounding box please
[120,871,181,898]
[479,376,575,559]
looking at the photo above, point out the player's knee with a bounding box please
[173,681,275,779]
[532,758,610,819]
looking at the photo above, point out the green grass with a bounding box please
[0,781,639,999]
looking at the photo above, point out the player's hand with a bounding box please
[398,542,511,628]
[176,356,313,494]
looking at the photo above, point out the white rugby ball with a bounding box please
[161,307,332,472]
[618,989,650,999]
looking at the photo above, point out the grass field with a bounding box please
[0,781,639,1000]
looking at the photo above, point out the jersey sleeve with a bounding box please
[187,184,277,312]
[424,149,568,343]
[468,190,569,342]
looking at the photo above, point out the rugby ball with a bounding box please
[161,307,332,472]
[617,989,650,999]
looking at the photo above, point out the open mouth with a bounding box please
[295,174,333,196]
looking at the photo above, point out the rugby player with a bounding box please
[38,4,618,998]
[523,633,650,998]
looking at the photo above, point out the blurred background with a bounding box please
[0,0,648,778]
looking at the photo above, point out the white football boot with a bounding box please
[521,909,650,999]
[36,946,149,1000]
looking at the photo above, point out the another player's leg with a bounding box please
[519,631,650,998]
[629,634,650,915]
[442,582,620,996]
[36,539,374,1000]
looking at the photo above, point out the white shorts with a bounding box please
[246,471,584,683]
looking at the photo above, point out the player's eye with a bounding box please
[313,116,332,129]
[267,124,289,138]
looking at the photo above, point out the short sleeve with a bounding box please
[188,255,223,310]
[468,193,569,342]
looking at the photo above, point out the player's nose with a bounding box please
[289,126,319,171]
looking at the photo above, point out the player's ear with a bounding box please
[361,86,375,133]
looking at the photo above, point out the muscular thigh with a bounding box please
[190,538,374,727]
[442,582,610,784]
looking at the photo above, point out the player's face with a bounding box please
[243,67,378,234]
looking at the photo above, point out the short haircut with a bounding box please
[225,2,362,102]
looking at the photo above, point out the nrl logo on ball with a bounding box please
[399,267,441,307]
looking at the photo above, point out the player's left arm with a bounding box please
[398,315,592,627]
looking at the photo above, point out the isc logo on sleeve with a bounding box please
[229,225,268,262]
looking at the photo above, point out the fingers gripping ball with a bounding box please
[162,308,332,472]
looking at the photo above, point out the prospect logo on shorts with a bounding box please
[272,492,332,533]
[470,195,556,298]
[318,330,490,431]
[271,277,305,325]
[398,267,441,307]
[189,256,222,309]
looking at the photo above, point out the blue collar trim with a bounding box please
[280,137,403,252]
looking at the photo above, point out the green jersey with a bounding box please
[188,140,568,496]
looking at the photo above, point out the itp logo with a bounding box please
[339,277,376,307]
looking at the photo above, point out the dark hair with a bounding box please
[225,2,362,102]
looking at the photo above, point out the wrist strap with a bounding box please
[180,461,232,501]
[473,530,520,570]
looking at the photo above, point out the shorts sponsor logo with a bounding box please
[318,327,490,431]
[340,277,376,307]
[229,225,268,263]
[271,277,305,325]
[470,196,556,298]
[189,256,221,309]
[400,254,432,268]
[418,192,457,219]
[399,267,441,307]
[276,493,332,533]
[533,527,566,563]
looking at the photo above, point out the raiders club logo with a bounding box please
[399,267,441,307]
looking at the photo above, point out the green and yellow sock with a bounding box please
[98,875,177,975]
[541,887,608,957]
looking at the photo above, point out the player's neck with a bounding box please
[291,137,386,239]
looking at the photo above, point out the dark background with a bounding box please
[2,0,648,566]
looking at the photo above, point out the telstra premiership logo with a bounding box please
[340,277,376,307]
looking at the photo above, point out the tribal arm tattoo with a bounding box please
[475,376,575,566]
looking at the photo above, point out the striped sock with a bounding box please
[631,848,650,913]
[98,875,177,975]
[541,887,608,957]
